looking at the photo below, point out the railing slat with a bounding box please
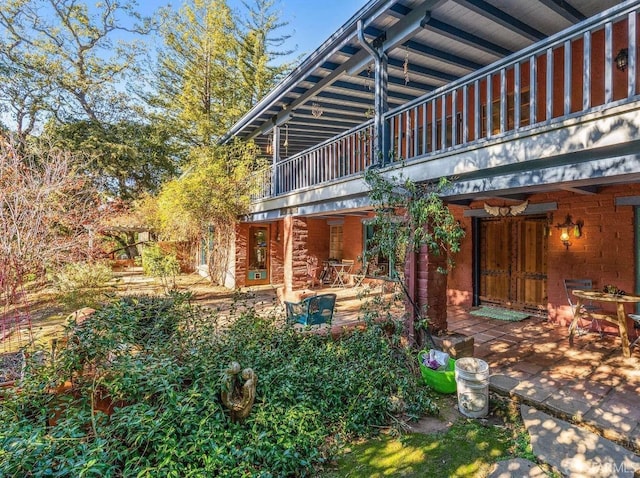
[564,40,572,115]
[486,77,492,138]
[546,48,553,121]
[500,68,506,134]
[514,62,521,129]
[605,22,613,104]
[629,12,637,98]
[583,31,591,110]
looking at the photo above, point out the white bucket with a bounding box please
[454,357,490,418]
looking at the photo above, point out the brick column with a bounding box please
[283,216,293,292]
[283,216,310,292]
[416,244,448,332]
[291,217,309,289]
[404,230,449,334]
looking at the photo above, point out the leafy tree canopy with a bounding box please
[44,119,181,201]
[153,140,264,241]
[0,0,155,139]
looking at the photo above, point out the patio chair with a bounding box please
[306,256,321,289]
[285,293,337,326]
[564,279,602,335]
[629,314,640,350]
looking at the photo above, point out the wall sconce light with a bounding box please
[615,48,628,72]
[556,214,583,250]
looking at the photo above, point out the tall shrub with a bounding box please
[141,244,180,292]
[364,167,465,346]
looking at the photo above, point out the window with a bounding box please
[481,89,530,137]
[329,225,343,260]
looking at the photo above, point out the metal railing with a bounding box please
[252,2,639,201]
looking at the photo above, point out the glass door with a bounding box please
[248,226,269,285]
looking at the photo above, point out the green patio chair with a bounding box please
[285,293,337,326]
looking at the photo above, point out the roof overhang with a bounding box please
[222,0,622,158]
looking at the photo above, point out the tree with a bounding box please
[0,136,100,307]
[364,167,465,348]
[149,0,295,147]
[0,0,155,140]
[235,0,296,109]
[151,0,239,147]
[45,119,180,201]
[152,140,263,284]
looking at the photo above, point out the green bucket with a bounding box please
[418,350,457,394]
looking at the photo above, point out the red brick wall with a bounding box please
[235,223,249,287]
[270,220,284,285]
[446,184,640,327]
[307,218,330,263]
[343,216,365,265]
[447,204,474,307]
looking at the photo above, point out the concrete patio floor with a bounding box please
[445,306,640,455]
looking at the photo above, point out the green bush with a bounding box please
[141,244,180,292]
[50,261,114,310]
[0,295,437,477]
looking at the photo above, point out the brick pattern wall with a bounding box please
[235,223,249,287]
[446,184,640,327]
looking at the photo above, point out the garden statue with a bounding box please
[220,361,257,421]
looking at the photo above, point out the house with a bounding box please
[212,0,640,332]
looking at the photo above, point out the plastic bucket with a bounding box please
[417,350,457,394]
[454,357,490,418]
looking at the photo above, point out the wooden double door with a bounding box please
[478,216,548,311]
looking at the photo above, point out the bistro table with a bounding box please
[569,289,640,357]
[329,262,352,288]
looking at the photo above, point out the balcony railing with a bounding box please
[252,1,639,202]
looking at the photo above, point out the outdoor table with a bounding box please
[330,262,352,288]
[569,290,640,357]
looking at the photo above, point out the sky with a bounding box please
[140,0,370,61]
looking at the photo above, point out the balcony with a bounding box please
[250,2,640,209]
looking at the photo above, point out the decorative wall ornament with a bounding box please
[483,200,529,217]
[311,101,323,118]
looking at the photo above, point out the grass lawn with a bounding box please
[322,396,541,478]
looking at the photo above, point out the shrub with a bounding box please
[0,295,437,477]
[141,244,180,292]
[50,260,114,310]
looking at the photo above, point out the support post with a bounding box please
[357,20,389,165]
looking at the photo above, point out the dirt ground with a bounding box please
[1,269,249,354]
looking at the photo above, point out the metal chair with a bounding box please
[285,293,337,326]
[563,279,602,335]
[629,314,640,350]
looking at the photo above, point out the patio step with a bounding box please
[521,405,640,478]
[490,374,640,455]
